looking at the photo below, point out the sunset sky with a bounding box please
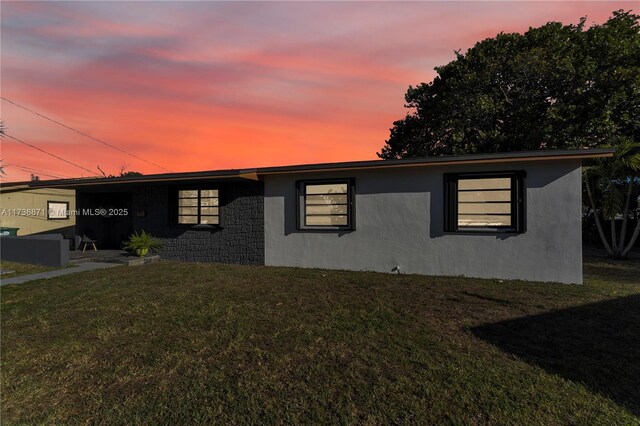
[1,1,635,181]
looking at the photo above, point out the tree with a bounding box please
[97,163,143,178]
[584,138,640,258]
[118,163,143,177]
[120,171,143,177]
[378,10,640,159]
[378,10,640,258]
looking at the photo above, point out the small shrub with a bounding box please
[123,230,162,257]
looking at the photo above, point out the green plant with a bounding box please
[584,137,640,258]
[123,230,162,257]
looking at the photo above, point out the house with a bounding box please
[0,182,76,237]
[23,149,613,284]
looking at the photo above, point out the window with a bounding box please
[178,189,219,225]
[297,179,354,230]
[47,201,69,220]
[444,171,525,233]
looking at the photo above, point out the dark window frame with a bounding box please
[173,186,222,228]
[47,200,70,220]
[444,171,526,234]
[296,178,355,232]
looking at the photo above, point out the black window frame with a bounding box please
[174,187,222,228]
[47,200,70,220]
[296,178,355,232]
[444,171,525,234]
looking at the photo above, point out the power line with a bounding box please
[17,165,71,179]
[14,168,65,180]
[1,96,173,172]
[5,162,71,176]
[3,133,99,176]
[11,166,63,179]
[5,163,71,179]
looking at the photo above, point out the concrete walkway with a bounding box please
[0,262,119,286]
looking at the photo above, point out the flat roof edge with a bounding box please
[23,149,614,188]
[256,149,615,175]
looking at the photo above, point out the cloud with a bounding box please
[1,0,635,180]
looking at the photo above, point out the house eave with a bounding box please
[23,148,614,189]
[256,149,614,176]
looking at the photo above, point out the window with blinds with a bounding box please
[298,180,354,230]
[457,177,512,227]
[445,172,525,233]
[178,189,219,225]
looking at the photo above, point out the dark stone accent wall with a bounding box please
[130,181,264,265]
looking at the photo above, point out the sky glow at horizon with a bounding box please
[1,1,635,181]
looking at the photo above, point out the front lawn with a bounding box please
[1,258,638,424]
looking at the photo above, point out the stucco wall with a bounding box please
[264,160,583,284]
[0,188,76,236]
[0,235,69,267]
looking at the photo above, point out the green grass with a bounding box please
[0,260,62,278]
[1,257,639,424]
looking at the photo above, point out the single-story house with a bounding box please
[0,182,76,237]
[23,149,613,284]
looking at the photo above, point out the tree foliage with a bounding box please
[584,138,640,258]
[378,10,640,159]
[97,163,143,178]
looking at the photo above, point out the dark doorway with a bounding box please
[76,191,133,249]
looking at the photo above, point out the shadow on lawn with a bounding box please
[472,295,640,416]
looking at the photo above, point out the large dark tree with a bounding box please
[378,10,640,159]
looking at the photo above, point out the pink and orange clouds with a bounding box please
[1,1,635,181]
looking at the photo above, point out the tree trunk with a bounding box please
[621,218,640,257]
[621,177,639,257]
[611,217,618,256]
[585,176,614,255]
[619,179,633,250]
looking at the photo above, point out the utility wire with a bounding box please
[18,166,71,179]
[5,163,71,179]
[10,167,63,179]
[3,133,99,177]
[1,97,173,172]
[14,168,65,180]
[4,162,69,175]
